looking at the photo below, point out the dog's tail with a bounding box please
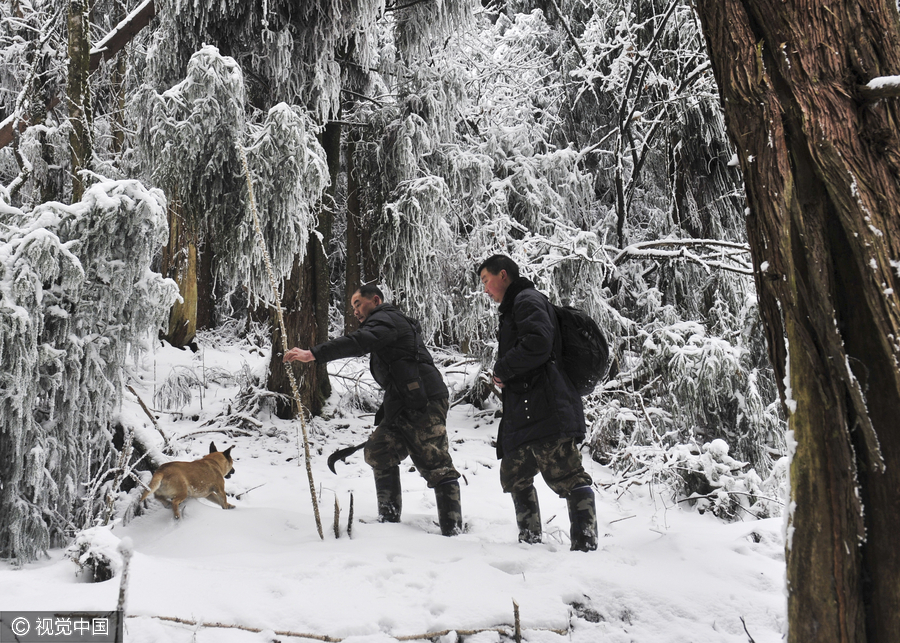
[139,471,163,502]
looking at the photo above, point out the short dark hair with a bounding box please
[476,254,519,280]
[356,283,385,301]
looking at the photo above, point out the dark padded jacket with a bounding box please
[310,303,448,423]
[493,278,585,458]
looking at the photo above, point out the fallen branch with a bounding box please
[128,615,568,641]
[89,0,156,70]
[126,385,170,446]
[179,427,255,439]
[128,615,341,642]
[740,615,757,643]
[234,483,266,500]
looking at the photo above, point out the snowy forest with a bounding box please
[2,0,900,640]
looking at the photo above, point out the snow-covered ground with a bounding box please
[0,331,786,642]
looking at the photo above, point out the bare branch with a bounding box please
[385,0,433,12]
[545,0,588,66]
[340,88,384,108]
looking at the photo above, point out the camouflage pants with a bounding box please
[500,437,592,497]
[364,397,460,488]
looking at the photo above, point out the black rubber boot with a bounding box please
[434,480,463,536]
[373,466,402,523]
[511,486,542,544]
[567,485,598,552]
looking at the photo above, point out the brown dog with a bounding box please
[140,442,236,519]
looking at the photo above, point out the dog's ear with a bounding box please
[224,446,234,458]
[209,442,218,453]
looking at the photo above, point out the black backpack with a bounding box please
[554,305,611,396]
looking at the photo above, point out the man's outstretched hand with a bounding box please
[283,348,315,363]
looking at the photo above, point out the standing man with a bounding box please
[477,255,598,551]
[283,284,463,536]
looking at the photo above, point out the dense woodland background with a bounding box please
[0,0,786,566]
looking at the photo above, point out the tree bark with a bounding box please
[66,0,91,203]
[267,254,322,418]
[110,0,127,156]
[692,0,900,640]
[159,198,198,347]
[272,124,342,416]
[196,221,215,331]
[313,120,342,403]
[345,134,362,334]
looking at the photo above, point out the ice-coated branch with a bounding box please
[614,239,754,275]
[89,0,155,71]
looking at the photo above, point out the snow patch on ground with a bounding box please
[0,334,786,642]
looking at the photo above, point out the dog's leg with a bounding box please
[139,473,162,503]
[171,495,187,519]
[209,485,235,510]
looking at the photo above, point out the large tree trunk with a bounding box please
[267,254,322,417]
[266,120,342,418]
[110,0,127,156]
[345,134,362,334]
[66,0,91,203]
[313,120,342,403]
[196,221,216,331]
[159,198,198,347]
[692,0,900,640]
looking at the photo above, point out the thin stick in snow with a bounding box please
[333,495,340,539]
[237,144,323,541]
[513,599,522,643]
[116,537,134,643]
[347,492,354,539]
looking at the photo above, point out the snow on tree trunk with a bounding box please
[0,180,177,563]
[693,0,900,639]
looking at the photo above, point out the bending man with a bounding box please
[283,284,463,536]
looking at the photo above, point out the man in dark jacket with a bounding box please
[477,255,598,551]
[283,284,463,536]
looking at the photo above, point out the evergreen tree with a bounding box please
[0,180,177,563]
[348,0,784,478]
